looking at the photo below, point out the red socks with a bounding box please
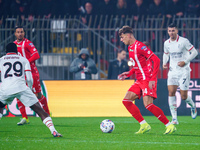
[122,99,170,125]
[17,99,28,119]
[146,103,169,125]
[122,99,144,123]
[39,95,50,115]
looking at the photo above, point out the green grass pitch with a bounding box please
[0,116,200,150]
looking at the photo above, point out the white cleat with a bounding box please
[171,119,179,125]
[17,118,30,125]
[191,106,197,119]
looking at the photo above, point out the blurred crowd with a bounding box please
[0,0,200,21]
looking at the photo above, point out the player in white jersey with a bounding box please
[0,43,62,137]
[163,23,198,124]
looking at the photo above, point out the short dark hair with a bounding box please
[118,49,126,53]
[15,26,25,32]
[118,26,133,36]
[6,43,18,53]
[168,23,177,28]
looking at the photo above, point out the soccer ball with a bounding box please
[100,119,115,133]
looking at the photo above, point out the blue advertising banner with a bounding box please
[136,79,200,116]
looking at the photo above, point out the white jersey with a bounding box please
[164,35,194,74]
[0,53,31,95]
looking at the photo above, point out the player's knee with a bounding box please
[168,91,176,96]
[181,95,187,100]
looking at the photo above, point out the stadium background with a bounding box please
[0,0,200,117]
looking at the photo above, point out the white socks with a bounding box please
[43,117,57,134]
[184,96,195,108]
[169,95,195,120]
[169,96,177,120]
[139,120,147,125]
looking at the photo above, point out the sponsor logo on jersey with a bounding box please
[129,49,134,52]
[141,46,148,51]
[17,45,21,47]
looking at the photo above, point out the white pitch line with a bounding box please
[0,139,199,146]
[70,140,200,146]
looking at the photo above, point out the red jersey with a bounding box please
[128,40,156,81]
[14,38,40,74]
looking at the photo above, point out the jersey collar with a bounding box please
[169,35,179,43]
[6,53,17,55]
[16,38,26,44]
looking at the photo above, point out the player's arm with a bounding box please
[29,52,40,63]
[25,61,33,89]
[118,68,135,81]
[178,47,198,67]
[163,44,169,70]
[178,39,198,67]
[27,42,40,63]
[149,54,160,81]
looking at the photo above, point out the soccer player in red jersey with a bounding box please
[118,25,176,134]
[14,26,50,125]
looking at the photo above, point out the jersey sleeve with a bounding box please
[24,59,31,72]
[184,39,194,51]
[164,42,169,54]
[138,44,154,60]
[26,40,40,62]
[26,40,39,56]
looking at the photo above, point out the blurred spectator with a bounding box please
[77,0,95,14]
[114,0,129,18]
[130,0,148,21]
[29,0,53,21]
[70,48,97,80]
[166,0,184,19]
[81,2,97,27]
[107,49,129,79]
[10,0,29,20]
[148,0,166,17]
[98,0,115,16]
[185,0,200,17]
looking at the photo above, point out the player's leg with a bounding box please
[32,74,50,115]
[16,99,30,125]
[168,85,179,124]
[143,95,176,134]
[179,73,197,119]
[0,101,6,119]
[123,83,150,134]
[35,92,50,115]
[30,102,62,137]
[167,74,179,124]
[18,89,62,137]
[180,90,197,119]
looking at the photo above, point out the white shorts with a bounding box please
[167,71,190,90]
[0,87,38,107]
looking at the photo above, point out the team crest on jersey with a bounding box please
[29,43,34,47]
[141,46,148,51]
